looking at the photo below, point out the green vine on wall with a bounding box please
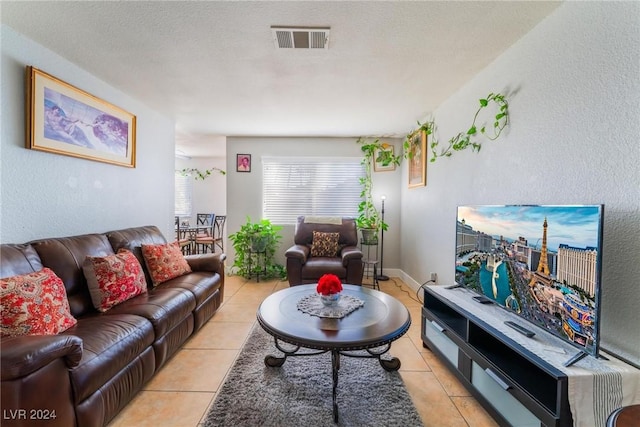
[404,92,509,162]
[178,167,226,180]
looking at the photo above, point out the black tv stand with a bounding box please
[504,320,535,338]
[473,295,494,304]
[421,286,573,426]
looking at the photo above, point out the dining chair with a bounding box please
[195,213,214,239]
[196,213,215,226]
[213,215,226,252]
[194,213,216,253]
[175,216,193,255]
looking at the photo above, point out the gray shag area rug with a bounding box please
[203,324,424,427]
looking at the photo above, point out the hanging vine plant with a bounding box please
[404,92,510,162]
[355,138,400,232]
[178,167,226,180]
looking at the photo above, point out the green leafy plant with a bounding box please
[355,138,400,233]
[228,217,286,280]
[408,92,509,162]
[353,92,509,236]
[178,167,226,180]
[403,121,434,160]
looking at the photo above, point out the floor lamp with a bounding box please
[378,195,389,281]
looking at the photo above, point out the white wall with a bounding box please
[400,2,640,365]
[175,156,227,220]
[225,137,402,272]
[1,26,176,242]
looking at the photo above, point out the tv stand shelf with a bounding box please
[421,286,572,426]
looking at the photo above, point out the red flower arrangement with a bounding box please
[316,273,343,296]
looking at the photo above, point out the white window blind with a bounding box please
[263,156,364,225]
[174,172,192,216]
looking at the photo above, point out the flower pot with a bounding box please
[250,234,269,252]
[360,228,378,245]
[320,293,341,307]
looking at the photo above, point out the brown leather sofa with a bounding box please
[0,225,225,427]
[285,216,363,286]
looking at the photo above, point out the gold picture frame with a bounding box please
[26,66,136,167]
[408,130,427,188]
[373,146,396,172]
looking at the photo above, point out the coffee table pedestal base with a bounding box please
[263,337,402,423]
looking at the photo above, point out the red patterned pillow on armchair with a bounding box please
[1,267,77,337]
[83,249,148,312]
[141,241,192,286]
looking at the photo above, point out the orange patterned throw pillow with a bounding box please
[83,249,148,312]
[141,241,192,286]
[310,231,340,257]
[0,267,77,337]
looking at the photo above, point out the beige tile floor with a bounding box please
[109,275,498,427]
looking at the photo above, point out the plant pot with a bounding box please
[320,293,341,307]
[360,228,378,245]
[250,235,269,252]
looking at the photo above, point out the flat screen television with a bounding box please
[454,204,604,357]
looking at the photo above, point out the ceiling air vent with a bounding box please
[271,26,330,49]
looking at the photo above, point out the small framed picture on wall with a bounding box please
[237,154,251,172]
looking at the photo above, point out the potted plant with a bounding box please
[355,138,400,243]
[229,217,286,279]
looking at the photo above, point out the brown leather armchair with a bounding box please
[285,216,364,286]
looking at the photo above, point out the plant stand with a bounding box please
[360,240,379,289]
[248,250,266,282]
[362,259,380,290]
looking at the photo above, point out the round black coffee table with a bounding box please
[256,284,411,422]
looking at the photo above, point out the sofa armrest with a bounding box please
[340,245,363,266]
[285,245,310,264]
[1,335,83,381]
[185,252,226,274]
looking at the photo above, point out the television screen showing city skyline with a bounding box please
[455,204,604,356]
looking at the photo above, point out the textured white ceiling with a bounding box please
[1,1,560,156]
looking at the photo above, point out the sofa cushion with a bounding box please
[301,258,347,281]
[1,268,77,337]
[62,314,154,402]
[0,244,43,278]
[82,249,148,312]
[106,225,168,287]
[310,231,340,257]
[103,288,195,337]
[30,234,116,318]
[141,242,192,286]
[293,216,358,247]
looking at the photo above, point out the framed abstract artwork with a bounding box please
[408,130,427,188]
[26,66,136,167]
[237,154,251,172]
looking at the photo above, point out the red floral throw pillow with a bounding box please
[1,267,77,337]
[311,231,340,257]
[83,249,148,312]
[141,241,192,286]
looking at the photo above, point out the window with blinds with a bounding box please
[263,156,364,225]
[174,172,192,217]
